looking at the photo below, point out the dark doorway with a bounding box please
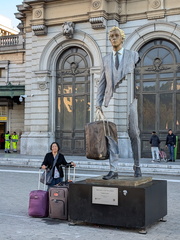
[56,47,90,155]
[0,122,6,149]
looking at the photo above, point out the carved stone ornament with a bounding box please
[62,22,75,39]
[92,1,101,10]
[151,0,161,9]
[57,61,90,76]
[34,9,42,18]
[145,57,171,72]
[32,25,45,31]
[89,17,105,29]
[32,25,47,36]
[38,82,47,91]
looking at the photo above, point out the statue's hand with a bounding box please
[96,106,102,111]
[96,106,103,115]
[95,106,104,120]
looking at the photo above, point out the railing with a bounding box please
[0,34,24,49]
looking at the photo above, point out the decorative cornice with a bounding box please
[32,25,45,31]
[89,17,105,29]
[146,9,165,19]
[15,0,180,34]
[32,25,47,36]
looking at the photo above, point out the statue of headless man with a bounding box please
[96,26,142,180]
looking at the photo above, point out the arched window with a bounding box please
[135,39,180,157]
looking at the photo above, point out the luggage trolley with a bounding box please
[159,149,168,162]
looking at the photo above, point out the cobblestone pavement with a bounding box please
[0,168,180,240]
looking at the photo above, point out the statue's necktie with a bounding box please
[115,52,119,70]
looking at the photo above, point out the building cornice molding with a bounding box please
[15,0,180,32]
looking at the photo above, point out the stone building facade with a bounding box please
[0,0,180,157]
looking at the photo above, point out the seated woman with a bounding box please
[41,142,76,187]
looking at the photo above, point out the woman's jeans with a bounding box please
[47,177,63,190]
[168,144,174,161]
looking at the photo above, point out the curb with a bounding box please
[0,157,180,175]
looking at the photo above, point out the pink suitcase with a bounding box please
[28,190,49,217]
[28,170,49,218]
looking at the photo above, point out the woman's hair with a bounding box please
[50,142,60,151]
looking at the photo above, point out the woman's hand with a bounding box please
[71,162,76,167]
[41,165,47,170]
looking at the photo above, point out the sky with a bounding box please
[0,0,23,30]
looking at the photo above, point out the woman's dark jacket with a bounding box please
[166,133,176,146]
[150,135,160,147]
[41,152,71,178]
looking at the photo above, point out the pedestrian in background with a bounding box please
[165,129,176,162]
[150,131,160,162]
[11,132,19,152]
[4,131,11,153]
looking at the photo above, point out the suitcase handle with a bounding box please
[60,164,76,183]
[95,109,111,136]
[38,169,47,191]
[95,108,106,121]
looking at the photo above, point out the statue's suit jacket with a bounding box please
[96,49,139,107]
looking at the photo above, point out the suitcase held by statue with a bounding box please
[85,120,118,160]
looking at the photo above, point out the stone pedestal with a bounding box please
[69,177,167,230]
[86,176,152,186]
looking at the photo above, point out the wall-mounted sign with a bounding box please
[92,186,118,206]
[0,117,7,121]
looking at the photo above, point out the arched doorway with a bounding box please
[56,47,90,155]
[135,39,180,157]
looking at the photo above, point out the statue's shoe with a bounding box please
[134,166,142,177]
[102,171,118,180]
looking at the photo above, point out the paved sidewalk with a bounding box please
[1,166,180,240]
[0,150,180,176]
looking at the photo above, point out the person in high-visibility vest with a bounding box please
[5,131,11,153]
[11,132,19,152]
